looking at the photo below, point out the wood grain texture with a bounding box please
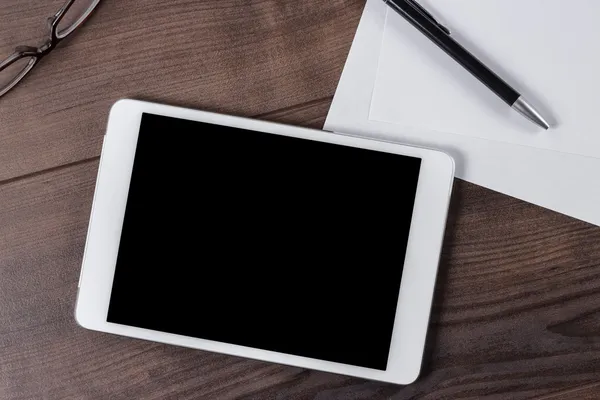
[0,0,360,181]
[2,0,600,399]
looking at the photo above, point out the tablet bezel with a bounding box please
[75,99,454,385]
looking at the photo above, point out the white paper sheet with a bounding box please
[325,0,600,226]
[371,0,600,159]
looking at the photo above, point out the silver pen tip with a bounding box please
[512,97,550,130]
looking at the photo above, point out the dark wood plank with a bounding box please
[0,0,363,182]
[537,383,600,400]
[2,146,600,399]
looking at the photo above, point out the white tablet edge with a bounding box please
[76,99,454,385]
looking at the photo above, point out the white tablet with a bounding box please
[76,99,454,385]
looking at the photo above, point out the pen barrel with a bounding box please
[387,0,520,105]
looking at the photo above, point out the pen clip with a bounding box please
[406,0,451,35]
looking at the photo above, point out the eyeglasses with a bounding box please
[0,0,101,99]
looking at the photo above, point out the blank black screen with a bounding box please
[107,113,421,370]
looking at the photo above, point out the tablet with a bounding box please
[76,99,454,385]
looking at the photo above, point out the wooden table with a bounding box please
[2,1,600,399]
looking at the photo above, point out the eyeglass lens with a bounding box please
[0,57,36,96]
[56,0,100,39]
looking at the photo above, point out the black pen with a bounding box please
[383,0,550,130]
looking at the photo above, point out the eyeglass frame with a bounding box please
[0,0,101,98]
